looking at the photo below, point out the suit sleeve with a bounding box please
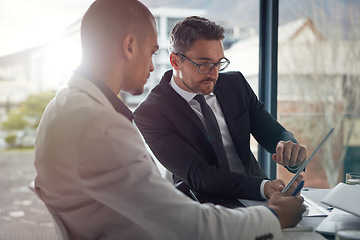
[77,113,282,240]
[240,73,300,173]
[240,80,297,152]
[134,100,265,200]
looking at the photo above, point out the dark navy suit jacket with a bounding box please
[134,70,297,200]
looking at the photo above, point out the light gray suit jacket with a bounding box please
[34,73,282,240]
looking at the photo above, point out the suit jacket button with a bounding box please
[255,233,273,240]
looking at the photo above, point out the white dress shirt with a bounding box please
[170,76,269,199]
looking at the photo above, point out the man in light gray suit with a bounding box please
[33,0,305,239]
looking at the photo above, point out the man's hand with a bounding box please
[272,141,307,167]
[264,175,303,198]
[281,175,304,196]
[268,192,306,229]
[264,179,285,199]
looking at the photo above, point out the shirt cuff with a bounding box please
[286,165,301,172]
[260,179,270,199]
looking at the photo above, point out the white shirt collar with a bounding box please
[170,75,214,102]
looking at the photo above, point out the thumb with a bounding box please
[270,191,282,201]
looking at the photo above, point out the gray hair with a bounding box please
[169,16,225,54]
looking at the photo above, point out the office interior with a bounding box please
[0,0,359,239]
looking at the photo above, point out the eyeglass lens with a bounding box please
[199,61,229,74]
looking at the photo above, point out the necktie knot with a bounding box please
[194,94,207,106]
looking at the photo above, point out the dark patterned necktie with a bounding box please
[194,94,229,170]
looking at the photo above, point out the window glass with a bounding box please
[278,0,360,188]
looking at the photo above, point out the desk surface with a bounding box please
[196,188,335,239]
[198,188,334,239]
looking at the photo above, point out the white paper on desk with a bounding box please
[321,183,360,217]
[281,231,327,240]
[302,195,328,217]
[315,208,360,235]
[238,195,328,217]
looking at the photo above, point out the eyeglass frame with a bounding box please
[175,52,230,74]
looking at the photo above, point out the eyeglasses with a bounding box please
[176,52,230,74]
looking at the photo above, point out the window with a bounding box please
[277,0,360,188]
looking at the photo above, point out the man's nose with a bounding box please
[207,65,219,78]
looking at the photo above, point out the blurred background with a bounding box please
[0,0,359,238]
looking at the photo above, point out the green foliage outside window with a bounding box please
[2,91,55,148]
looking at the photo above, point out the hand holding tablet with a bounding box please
[281,128,335,194]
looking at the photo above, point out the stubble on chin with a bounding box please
[198,79,216,95]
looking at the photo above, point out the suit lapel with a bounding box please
[214,78,250,170]
[159,71,208,136]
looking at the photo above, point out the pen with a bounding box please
[291,180,304,196]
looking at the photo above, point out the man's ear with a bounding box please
[170,52,181,70]
[123,34,137,60]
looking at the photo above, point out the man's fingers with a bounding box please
[275,141,307,167]
[296,146,307,166]
[275,142,284,164]
[273,179,285,189]
[295,174,303,183]
[272,154,277,162]
[277,185,285,192]
[265,180,286,198]
[282,141,294,166]
[289,145,300,167]
[296,195,305,204]
[283,181,298,196]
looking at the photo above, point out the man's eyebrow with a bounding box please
[196,56,225,62]
[197,57,212,61]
